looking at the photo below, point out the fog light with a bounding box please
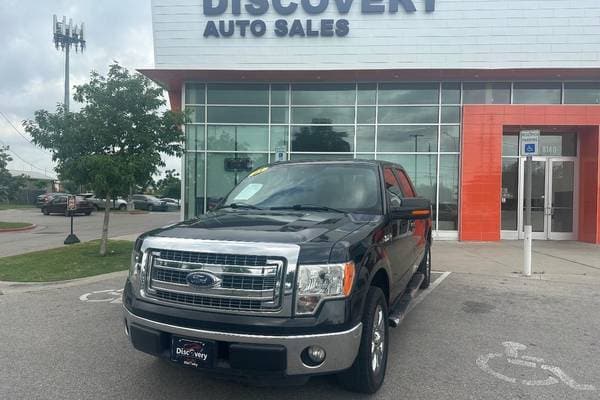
[306,346,326,364]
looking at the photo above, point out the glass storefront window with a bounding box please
[378,106,439,124]
[357,107,376,124]
[440,126,460,152]
[441,83,461,104]
[185,83,205,104]
[207,83,269,105]
[185,125,205,151]
[271,107,288,124]
[291,84,355,105]
[513,82,562,104]
[501,158,519,230]
[290,153,354,161]
[207,106,268,124]
[438,155,459,230]
[502,134,519,156]
[463,82,510,104]
[185,152,205,219]
[271,84,289,105]
[356,126,375,152]
[206,153,268,209]
[378,83,439,104]
[564,82,600,104]
[291,107,355,125]
[441,107,461,124]
[270,126,288,151]
[207,126,268,152]
[186,106,204,123]
[377,126,437,152]
[358,83,376,105]
[291,125,354,152]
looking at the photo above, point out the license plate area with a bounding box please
[171,336,216,369]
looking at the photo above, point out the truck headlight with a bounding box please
[130,238,144,279]
[295,262,355,315]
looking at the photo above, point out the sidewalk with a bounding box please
[433,240,600,284]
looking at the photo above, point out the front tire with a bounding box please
[418,241,432,289]
[337,286,389,394]
[147,205,153,212]
[118,204,126,211]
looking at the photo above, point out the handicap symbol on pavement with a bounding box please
[79,289,123,304]
[477,342,595,391]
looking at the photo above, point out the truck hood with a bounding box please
[147,209,379,244]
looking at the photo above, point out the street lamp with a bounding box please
[53,15,86,112]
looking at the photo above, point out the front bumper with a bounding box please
[123,307,362,376]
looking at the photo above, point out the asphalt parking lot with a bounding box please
[0,208,179,256]
[2,268,599,400]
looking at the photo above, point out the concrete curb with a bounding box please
[0,223,37,233]
[0,270,128,294]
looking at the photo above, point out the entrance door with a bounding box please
[518,157,577,240]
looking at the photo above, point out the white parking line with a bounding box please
[406,271,451,314]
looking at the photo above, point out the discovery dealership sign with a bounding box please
[202,0,436,37]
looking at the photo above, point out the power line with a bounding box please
[0,136,53,176]
[0,110,52,154]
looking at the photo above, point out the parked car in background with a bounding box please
[160,197,180,211]
[41,195,94,216]
[89,196,128,211]
[35,192,66,208]
[132,194,168,212]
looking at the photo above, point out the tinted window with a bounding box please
[394,169,415,197]
[384,168,403,206]
[223,163,382,214]
[564,82,600,104]
[513,82,562,104]
[291,84,355,105]
[378,83,439,104]
[207,84,269,105]
[463,83,510,104]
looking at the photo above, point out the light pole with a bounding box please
[53,15,86,112]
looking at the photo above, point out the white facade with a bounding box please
[152,0,600,70]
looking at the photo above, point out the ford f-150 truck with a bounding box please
[123,160,432,393]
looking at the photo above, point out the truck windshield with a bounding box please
[221,163,382,214]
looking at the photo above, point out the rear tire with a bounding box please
[118,204,126,211]
[337,286,388,394]
[42,208,49,215]
[418,241,431,289]
[85,211,92,216]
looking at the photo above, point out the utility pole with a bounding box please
[53,15,86,112]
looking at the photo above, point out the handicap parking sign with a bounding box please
[520,130,540,156]
[524,143,536,154]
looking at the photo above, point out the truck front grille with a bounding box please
[145,249,285,313]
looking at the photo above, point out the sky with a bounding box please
[0,0,179,179]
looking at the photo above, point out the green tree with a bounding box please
[0,146,26,202]
[156,169,181,199]
[24,63,185,255]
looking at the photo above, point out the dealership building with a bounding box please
[143,0,600,243]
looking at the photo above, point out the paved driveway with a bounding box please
[1,270,599,400]
[0,208,180,256]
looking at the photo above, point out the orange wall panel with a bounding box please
[461,106,600,243]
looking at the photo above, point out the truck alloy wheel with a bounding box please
[337,286,388,393]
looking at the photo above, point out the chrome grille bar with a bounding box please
[145,249,285,312]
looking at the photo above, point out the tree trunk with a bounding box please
[127,184,134,211]
[99,195,111,256]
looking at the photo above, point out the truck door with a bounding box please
[383,167,414,302]
[394,168,426,268]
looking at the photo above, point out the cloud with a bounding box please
[0,0,178,178]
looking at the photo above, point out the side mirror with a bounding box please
[390,197,432,220]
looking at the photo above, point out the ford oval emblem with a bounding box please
[186,272,221,288]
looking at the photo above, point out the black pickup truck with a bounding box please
[123,160,432,393]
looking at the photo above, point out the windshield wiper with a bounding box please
[218,203,263,210]
[269,204,347,214]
